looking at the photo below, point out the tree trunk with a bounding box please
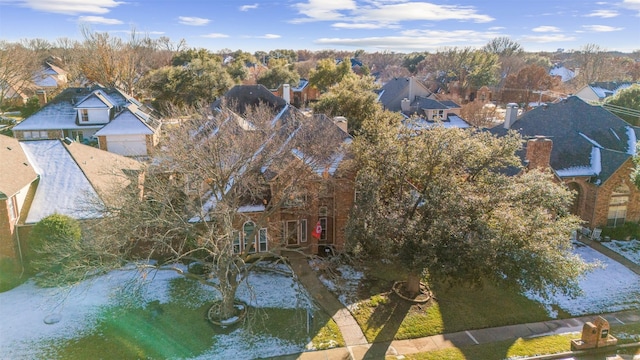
[219,286,237,320]
[406,272,421,297]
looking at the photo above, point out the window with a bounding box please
[607,184,629,227]
[71,130,84,142]
[243,221,256,253]
[300,219,307,243]
[284,187,307,207]
[8,196,18,221]
[81,109,89,122]
[286,220,298,245]
[259,228,268,252]
[319,218,327,241]
[22,131,48,140]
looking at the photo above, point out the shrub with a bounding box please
[602,222,640,240]
[29,214,84,286]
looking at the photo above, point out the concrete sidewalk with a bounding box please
[270,310,640,360]
[578,237,640,276]
[278,249,640,360]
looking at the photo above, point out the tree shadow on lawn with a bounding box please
[362,292,413,359]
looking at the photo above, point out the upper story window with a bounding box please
[81,109,89,122]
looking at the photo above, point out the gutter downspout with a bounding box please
[15,225,25,277]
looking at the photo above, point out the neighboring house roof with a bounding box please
[19,140,104,223]
[13,86,159,135]
[491,96,639,185]
[18,139,143,224]
[62,140,143,207]
[378,77,434,112]
[212,85,287,114]
[94,107,154,136]
[76,89,117,109]
[0,135,38,199]
[549,65,575,82]
[577,81,635,102]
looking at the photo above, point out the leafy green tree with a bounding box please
[402,52,427,74]
[171,48,221,66]
[29,214,87,286]
[256,59,300,90]
[347,120,589,298]
[312,74,386,135]
[604,84,640,126]
[144,57,233,111]
[633,142,640,189]
[418,48,499,93]
[20,96,41,118]
[308,58,352,92]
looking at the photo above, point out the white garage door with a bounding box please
[107,135,147,156]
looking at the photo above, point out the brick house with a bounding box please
[270,79,321,108]
[206,85,354,255]
[493,97,640,228]
[12,86,161,157]
[0,134,143,263]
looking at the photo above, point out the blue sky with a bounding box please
[0,0,639,53]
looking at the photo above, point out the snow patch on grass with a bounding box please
[602,239,640,265]
[528,243,640,318]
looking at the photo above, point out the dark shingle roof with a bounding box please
[490,96,638,184]
[213,85,286,115]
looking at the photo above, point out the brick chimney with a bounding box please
[525,136,553,170]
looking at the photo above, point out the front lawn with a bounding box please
[0,263,344,359]
[351,275,553,342]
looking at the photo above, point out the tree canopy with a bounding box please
[312,73,385,135]
[308,58,353,92]
[346,118,589,297]
[604,84,640,126]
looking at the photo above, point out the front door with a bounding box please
[286,220,298,245]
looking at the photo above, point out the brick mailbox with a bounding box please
[571,316,618,351]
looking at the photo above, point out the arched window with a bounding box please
[243,221,256,253]
[608,183,630,227]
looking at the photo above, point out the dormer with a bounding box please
[74,90,116,125]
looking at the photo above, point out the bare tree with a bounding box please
[87,102,349,321]
[0,41,39,109]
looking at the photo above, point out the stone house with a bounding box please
[492,97,640,228]
[12,86,161,157]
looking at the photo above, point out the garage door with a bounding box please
[107,135,147,156]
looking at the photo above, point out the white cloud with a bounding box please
[258,34,281,39]
[521,34,576,43]
[6,0,123,15]
[315,29,504,51]
[178,16,210,26]
[291,0,357,23]
[77,16,122,25]
[532,26,561,32]
[202,33,229,38]
[239,3,259,11]
[585,9,619,17]
[353,2,494,24]
[331,22,399,29]
[582,24,623,31]
[621,0,640,15]
[292,0,493,25]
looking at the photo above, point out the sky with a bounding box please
[0,0,639,53]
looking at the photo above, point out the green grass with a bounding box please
[0,258,30,292]
[399,334,575,360]
[35,277,343,359]
[352,262,554,343]
[398,323,640,360]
